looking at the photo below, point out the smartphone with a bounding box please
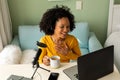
[48,72,59,80]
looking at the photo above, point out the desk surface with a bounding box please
[0,63,120,80]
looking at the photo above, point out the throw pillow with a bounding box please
[0,45,22,64]
[20,49,37,64]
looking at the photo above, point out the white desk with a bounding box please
[0,63,120,80]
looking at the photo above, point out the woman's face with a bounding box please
[54,17,70,39]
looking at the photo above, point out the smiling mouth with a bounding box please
[61,33,67,37]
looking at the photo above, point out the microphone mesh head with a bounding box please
[37,41,47,48]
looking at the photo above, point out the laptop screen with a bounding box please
[77,45,114,80]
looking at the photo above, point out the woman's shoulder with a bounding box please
[41,35,50,38]
[66,34,79,44]
[67,34,77,39]
[67,34,78,42]
[40,35,51,41]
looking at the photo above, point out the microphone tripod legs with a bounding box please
[31,66,50,79]
[39,66,50,72]
[31,67,38,79]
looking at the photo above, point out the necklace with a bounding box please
[51,36,56,43]
[51,36,65,44]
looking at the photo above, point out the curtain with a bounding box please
[0,0,12,52]
[0,35,3,51]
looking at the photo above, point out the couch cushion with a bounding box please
[19,22,89,50]
[69,22,89,48]
[80,48,89,55]
[19,25,44,50]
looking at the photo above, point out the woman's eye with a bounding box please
[60,25,70,29]
[66,26,70,29]
[60,26,64,28]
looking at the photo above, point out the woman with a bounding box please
[38,5,81,66]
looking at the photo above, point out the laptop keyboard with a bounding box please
[74,74,78,79]
[63,65,78,80]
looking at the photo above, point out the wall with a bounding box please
[115,0,120,4]
[7,0,110,45]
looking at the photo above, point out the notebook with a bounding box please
[63,45,114,80]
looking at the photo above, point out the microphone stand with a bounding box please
[31,41,50,79]
[31,62,50,79]
[31,62,39,79]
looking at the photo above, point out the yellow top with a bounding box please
[38,34,81,63]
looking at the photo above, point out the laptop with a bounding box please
[63,45,114,80]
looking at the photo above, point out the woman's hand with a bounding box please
[54,40,70,55]
[42,56,50,66]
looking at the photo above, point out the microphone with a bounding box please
[37,41,47,48]
[31,41,50,79]
[32,41,47,68]
[32,49,42,68]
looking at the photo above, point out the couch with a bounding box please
[11,22,103,55]
[0,22,104,64]
[104,32,120,73]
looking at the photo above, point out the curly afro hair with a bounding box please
[39,5,75,35]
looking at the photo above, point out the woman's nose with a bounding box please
[63,27,70,32]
